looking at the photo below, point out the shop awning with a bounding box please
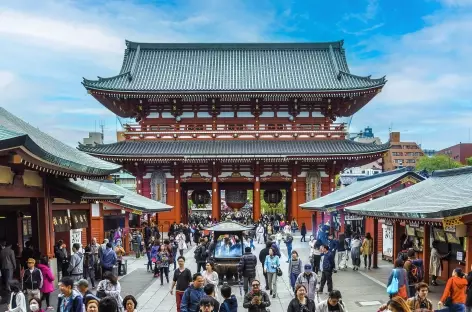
[345,166,472,219]
[301,168,424,211]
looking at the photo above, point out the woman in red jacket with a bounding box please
[37,257,55,309]
[439,268,468,311]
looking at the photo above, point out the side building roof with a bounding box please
[345,166,472,219]
[68,179,172,213]
[83,41,386,93]
[78,139,390,160]
[301,169,425,211]
[0,107,121,178]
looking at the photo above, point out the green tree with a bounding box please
[415,154,463,172]
[467,157,472,166]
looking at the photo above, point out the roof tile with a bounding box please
[345,166,472,219]
[83,41,386,92]
[78,139,390,157]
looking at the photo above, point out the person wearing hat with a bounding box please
[22,258,43,301]
[295,264,317,301]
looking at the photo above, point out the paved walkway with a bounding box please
[0,237,446,312]
[131,237,409,312]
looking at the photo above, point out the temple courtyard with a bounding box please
[0,234,446,312]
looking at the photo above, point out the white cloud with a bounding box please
[439,0,472,6]
[0,71,15,89]
[62,108,115,116]
[0,10,123,54]
[351,11,472,149]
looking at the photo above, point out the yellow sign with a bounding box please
[132,209,143,215]
[442,216,463,228]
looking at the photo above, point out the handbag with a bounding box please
[387,269,399,295]
[96,290,107,298]
[276,267,283,277]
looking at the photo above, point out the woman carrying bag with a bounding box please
[387,259,408,300]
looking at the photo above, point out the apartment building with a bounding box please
[383,132,424,171]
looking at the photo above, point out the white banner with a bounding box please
[70,229,82,253]
[382,224,393,258]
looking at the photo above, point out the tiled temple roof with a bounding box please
[345,166,472,219]
[68,179,172,212]
[78,139,390,158]
[301,169,424,211]
[0,107,121,177]
[83,41,386,93]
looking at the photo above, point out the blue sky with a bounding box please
[0,0,471,149]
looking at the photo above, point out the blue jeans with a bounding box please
[451,303,466,312]
[287,246,292,260]
[290,272,297,290]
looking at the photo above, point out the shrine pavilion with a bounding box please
[80,40,389,229]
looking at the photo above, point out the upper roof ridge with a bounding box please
[356,168,409,181]
[124,40,346,50]
[432,166,472,177]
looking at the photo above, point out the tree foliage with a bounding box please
[467,157,472,166]
[415,155,463,172]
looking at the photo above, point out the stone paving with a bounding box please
[0,236,447,312]
[131,236,403,312]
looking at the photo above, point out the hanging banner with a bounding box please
[52,210,71,232]
[70,210,89,229]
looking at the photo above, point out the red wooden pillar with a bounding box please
[392,221,402,266]
[124,212,130,253]
[253,161,261,221]
[174,162,182,223]
[423,225,431,284]
[38,184,54,258]
[466,232,472,278]
[212,178,220,221]
[373,218,379,269]
[87,205,92,249]
[211,161,220,221]
[291,162,298,221]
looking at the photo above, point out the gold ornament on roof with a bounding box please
[53,217,58,226]
[74,215,79,223]
[400,176,418,185]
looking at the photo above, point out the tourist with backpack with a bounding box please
[194,239,208,273]
[387,259,408,300]
[404,249,424,297]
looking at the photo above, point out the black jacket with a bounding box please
[259,248,270,265]
[22,268,43,290]
[466,272,472,306]
[194,244,208,263]
[243,290,271,312]
[287,297,316,312]
[239,252,257,278]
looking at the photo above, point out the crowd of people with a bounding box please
[8,216,472,312]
